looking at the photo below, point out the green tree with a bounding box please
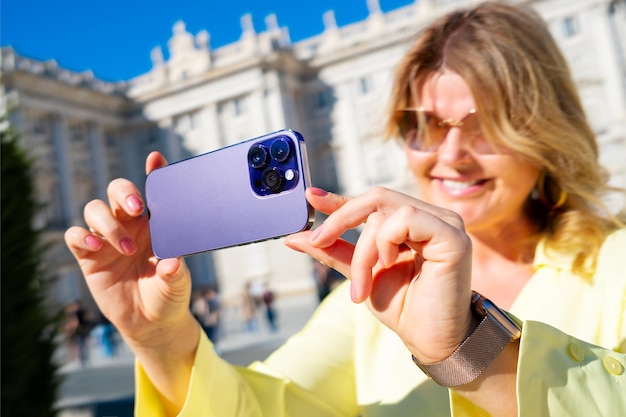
[1,120,61,416]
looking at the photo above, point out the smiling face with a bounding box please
[405,71,540,233]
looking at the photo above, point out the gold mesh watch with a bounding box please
[412,291,522,387]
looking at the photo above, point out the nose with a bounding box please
[437,127,473,164]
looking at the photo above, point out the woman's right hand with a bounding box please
[64,151,195,351]
[66,151,201,413]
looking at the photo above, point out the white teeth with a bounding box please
[441,179,480,190]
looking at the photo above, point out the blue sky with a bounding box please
[1,0,413,82]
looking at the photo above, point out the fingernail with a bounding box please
[308,187,328,197]
[85,235,102,250]
[126,195,143,213]
[120,237,136,254]
[309,224,324,242]
[163,260,181,278]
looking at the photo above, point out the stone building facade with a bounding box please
[2,0,625,308]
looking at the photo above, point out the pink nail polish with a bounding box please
[308,187,328,197]
[126,195,143,213]
[85,235,102,250]
[120,237,136,254]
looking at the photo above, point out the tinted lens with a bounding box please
[396,110,417,143]
[395,110,439,151]
[395,109,489,152]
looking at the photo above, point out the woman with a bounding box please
[64,2,626,416]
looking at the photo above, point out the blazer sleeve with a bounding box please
[516,320,626,416]
[134,281,358,417]
[450,320,626,417]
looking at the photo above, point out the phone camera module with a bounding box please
[248,135,300,196]
[248,144,269,169]
[262,167,283,192]
[270,138,291,163]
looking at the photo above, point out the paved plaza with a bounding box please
[57,291,320,417]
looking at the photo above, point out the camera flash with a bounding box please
[285,169,296,181]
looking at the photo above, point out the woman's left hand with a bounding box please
[285,187,475,364]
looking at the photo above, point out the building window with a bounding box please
[30,115,48,135]
[358,76,372,95]
[316,88,335,109]
[174,114,191,133]
[148,129,160,144]
[562,16,581,38]
[190,111,201,130]
[69,124,86,143]
[233,97,246,116]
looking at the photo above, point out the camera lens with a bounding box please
[262,167,283,192]
[270,138,291,163]
[248,144,268,169]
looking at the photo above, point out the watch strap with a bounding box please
[412,293,520,387]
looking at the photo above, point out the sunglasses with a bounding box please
[394,108,496,154]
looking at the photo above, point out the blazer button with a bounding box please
[602,356,624,376]
[567,343,585,363]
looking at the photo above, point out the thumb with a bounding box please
[156,257,191,297]
[146,151,169,175]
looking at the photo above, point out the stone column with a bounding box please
[158,117,183,162]
[87,122,110,200]
[589,1,626,121]
[334,82,368,194]
[194,103,221,153]
[249,87,270,133]
[50,114,76,227]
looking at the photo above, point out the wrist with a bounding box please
[130,312,201,415]
[411,299,478,365]
[412,291,522,387]
[127,311,201,359]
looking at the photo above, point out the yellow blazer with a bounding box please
[136,229,626,416]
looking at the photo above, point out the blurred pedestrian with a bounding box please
[312,259,331,302]
[261,283,278,332]
[240,282,258,333]
[205,288,221,346]
[64,301,94,366]
[191,288,211,337]
[313,259,347,302]
[97,312,118,358]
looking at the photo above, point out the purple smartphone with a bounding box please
[145,129,315,259]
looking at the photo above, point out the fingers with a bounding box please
[65,225,104,258]
[284,230,354,278]
[306,187,350,216]
[377,206,469,265]
[66,152,168,262]
[83,199,137,255]
[292,187,470,304]
[146,151,168,175]
[349,212,386,302]
[156,257,191,294]
[309,187,456,249]
[106,178,145,224]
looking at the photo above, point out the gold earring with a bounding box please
[536,172,567,210]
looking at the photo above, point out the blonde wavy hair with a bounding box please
[385,1,625,278]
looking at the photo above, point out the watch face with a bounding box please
[472,292,521,340]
